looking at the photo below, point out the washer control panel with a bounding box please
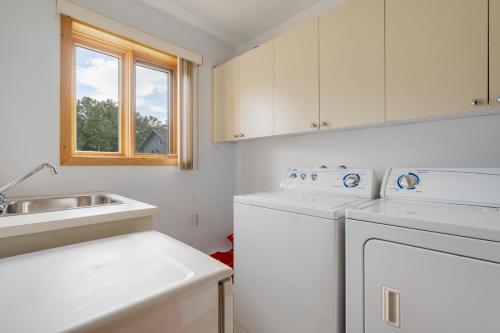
[383,168,500,207]
[281,167,378,198]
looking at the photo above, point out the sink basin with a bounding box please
[2,194,122,216]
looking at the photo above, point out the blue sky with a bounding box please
[76,46,169,123]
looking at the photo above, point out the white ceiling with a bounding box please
[138,0,324,46]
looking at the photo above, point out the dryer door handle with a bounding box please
[383,286,401,328]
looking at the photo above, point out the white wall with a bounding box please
[0,0,236,253]
[235,114,500,194]
[3,0,500,255]
[234,0,500,194]
[236,0,346,55]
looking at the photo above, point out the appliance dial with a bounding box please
[397,173,420,190]
[343,173,360,188]
[311,174,318,181]
[300,174,307,180]
[289,173,297,179]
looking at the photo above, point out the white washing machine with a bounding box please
[234,167,378,333]
[346,167,500,333]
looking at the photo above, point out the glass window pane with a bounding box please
[135,62,169,154]
[75,46,120,152]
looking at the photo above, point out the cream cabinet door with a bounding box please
[319,0,385,129]
[491,0,500,107]
[386,0,488,121]
[213,57,239,142]
[240,40,274,139]
[274,19,319,135]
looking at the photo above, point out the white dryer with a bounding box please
[234,167,378,333]
[346,168,500,333]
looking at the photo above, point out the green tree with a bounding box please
[77,97,119,152]
[76,96,167,152]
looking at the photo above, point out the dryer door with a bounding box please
[364,240,500,333]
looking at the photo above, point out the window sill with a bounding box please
[61,155,178,166]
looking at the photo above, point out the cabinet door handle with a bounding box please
[382,287,401,328]
[309,123,318,128]
[319,121,328,128]
[470,99,480,106]
[233,134,239,139]
[239,134,245,138]
[496,96,500,104]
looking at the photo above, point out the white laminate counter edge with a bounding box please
[0,192,159,238]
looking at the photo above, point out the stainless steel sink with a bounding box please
[2,194,122,217]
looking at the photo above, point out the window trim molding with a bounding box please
[73,35,128,157]
[56,0,202,65]
[131,51,178,158]
[60,15,177,166]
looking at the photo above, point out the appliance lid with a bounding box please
[347,198,500,242]
[234,190,372,220]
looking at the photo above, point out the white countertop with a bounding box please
[0,192,159,238]
[0,231,232,333]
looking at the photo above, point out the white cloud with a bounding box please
[76,58,119,101]
[136,65,169,97]
[76,55,169,121]
[149,105,167,113]
[135,65,169,121]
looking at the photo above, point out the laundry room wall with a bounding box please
[234,0,500,194]
[235,0,346,54]
[235,114,500,194]
[0,0,236,253]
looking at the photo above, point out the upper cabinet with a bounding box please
[385,0,489,121]
[319,0,385,129]
[213,57,239,142]
[239,41,274,139]
[274,19,319,135]
[491,0,500,107]
[213,0,497,143]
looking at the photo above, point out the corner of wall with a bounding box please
[234,0,347,55]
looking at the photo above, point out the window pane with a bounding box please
[135,63,169,154]
[75,46,120,152]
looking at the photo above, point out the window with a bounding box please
[134,61,170,154]
[60,16,177,165]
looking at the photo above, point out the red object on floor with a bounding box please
[210,234,234,268]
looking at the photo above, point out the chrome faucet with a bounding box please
[0,163,58,213]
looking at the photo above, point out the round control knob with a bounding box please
[343,173,360,188]
[311,174,318,181]
[300,174,307,180]
[289,173,297,179]
[397,173,420,190]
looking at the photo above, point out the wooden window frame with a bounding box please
[131,52,177,161]
[60,16,178,166]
